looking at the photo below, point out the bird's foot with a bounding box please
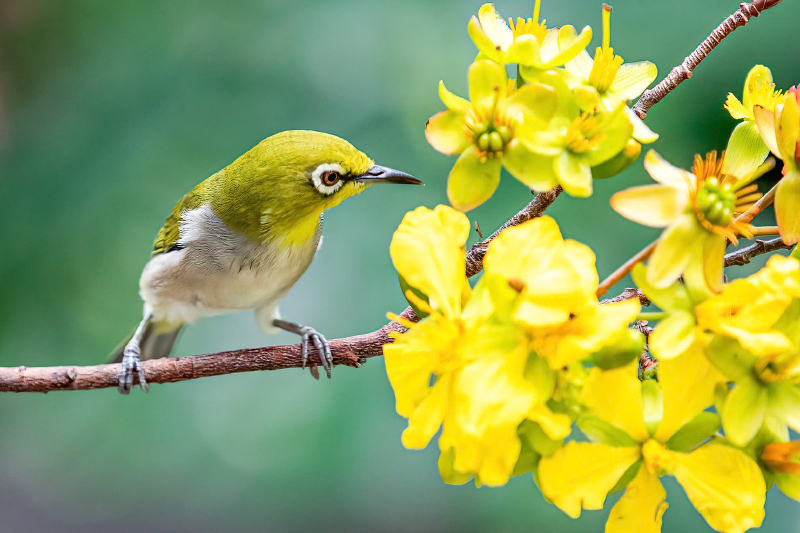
[117,346,149,394]
[299,326,333,379]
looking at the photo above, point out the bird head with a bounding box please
[227,130,422,246]
[252,130,421,212]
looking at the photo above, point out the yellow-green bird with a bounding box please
[113,130,421,394]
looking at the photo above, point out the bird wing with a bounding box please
[152,181,210,255]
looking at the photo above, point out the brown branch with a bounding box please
[465,186,562,278]
[0,188,563,393]
[600,287,650,307]
[632,0,783,119]
[724,237,794,267]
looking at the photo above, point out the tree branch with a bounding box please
[0,188,564,393]
[724,237,794,267]
[631,0,783,119]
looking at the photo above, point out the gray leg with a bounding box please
[273,319,333,379]
[117,312,152,394]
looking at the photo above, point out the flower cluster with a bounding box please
[426,1,658,211]
[384,205,639,486]
[386,4,800,532]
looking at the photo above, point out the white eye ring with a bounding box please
[311,163,345,195]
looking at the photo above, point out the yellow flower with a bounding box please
[693,256,800,446]
[468,1,591,69]
[559,4,658,144]
[483,216,640,368]
[611,150,765,293]
[538,356,763,533]
[725,65,783,123]
[426,60,560,210]
[385,206,568,485]
[754,87,800,243]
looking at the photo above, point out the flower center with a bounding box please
[588,47,623,94]
[467,108,514,159]
[565,113,606,153]
[695,177,737,227]
[642,439,677,476]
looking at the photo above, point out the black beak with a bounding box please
[354,165,423,185]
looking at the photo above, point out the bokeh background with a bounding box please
[1,0,798,531]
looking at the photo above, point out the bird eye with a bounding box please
[321,171,341,187]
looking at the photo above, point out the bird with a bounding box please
[112,130,422,394]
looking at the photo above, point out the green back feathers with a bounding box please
[153,131,374,254]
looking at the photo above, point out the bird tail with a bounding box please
[108,318,184,363]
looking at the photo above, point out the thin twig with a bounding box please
[0,188,564,393]
[596,240,658,299]
[632,0,783,119]
[724,237,794,267]
[735,183,777,225]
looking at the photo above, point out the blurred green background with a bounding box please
[0,0,798,531]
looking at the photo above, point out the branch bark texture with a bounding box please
[632,0,781,119]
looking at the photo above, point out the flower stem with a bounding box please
[750,226,780,236]
[596,240,659,298]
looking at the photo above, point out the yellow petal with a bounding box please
[610,184,688,228]
[425,110,470,155]
[778,93,800,165]
[626,107,659,144]
[389,205,469,317]
[646,213,701,289]
[643,150,694,194]
[565,49,594,79]
[402,373,450,449]
[535,299,641,370]
[467,15,499,62]
[582,360,649,442]
[384,316,459,417]
[703,233,726,293]
[538,442,641,518]
[529,403,572,440]
[556,151,593,197]
[654,352,724,442]
[674,442,766,533]
[506,34,542,66]
[477,3,513,51]
[502,141,559,191]
[468,59,508,111]
[438,80,471,112]
[753,105,780,157]
[742,64,774,111]
[606,467,667,533]
[776,171,800,244]
[539,24,592,69]
[722,374,767,446]
[648,310,696,360]
[610,61,657,102]
[504,82,558,124]
[725,93,751,120]
[447,147,502,212]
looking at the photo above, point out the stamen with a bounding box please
[736,192,762,205]
[736,183,759,197]
[602,4,612,49]
[534,0,541,25]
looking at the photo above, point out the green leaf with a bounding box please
[608,459,643,495]
[577,414,639,447]
[398,274,429,318]
[519,419,564,456]
[665,411,721,452]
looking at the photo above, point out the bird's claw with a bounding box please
[299,326,333,379]
[117,349,149,394]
